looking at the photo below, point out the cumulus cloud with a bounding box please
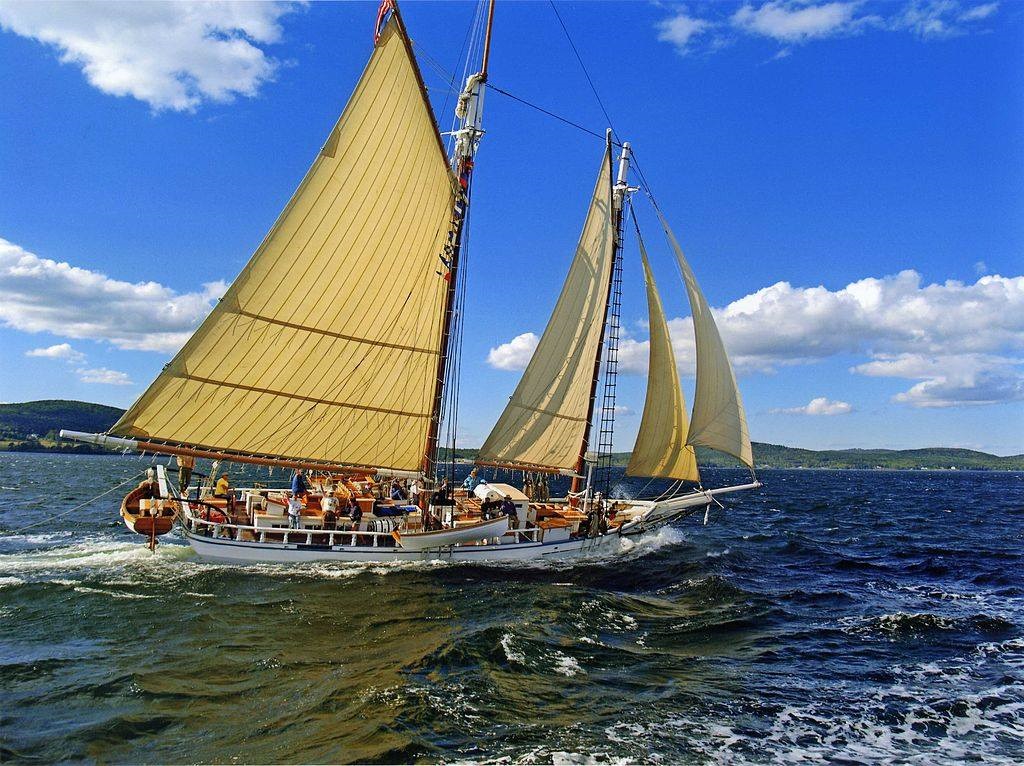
[731,1,864,42]
[0,238,226,353]
[25,343,85,363]
[77,367,133,386]
[0,1,298,111]
[656,9,711,54]
[495,269,1024,408]
[772,396,854,415]
[853,353,1024,408]
[487,332,539,371]
[657,1,999,56]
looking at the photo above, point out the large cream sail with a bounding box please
[656,210,753,467]
[626,242,699,481]
[110,18,458,472]
[476,145,614,472]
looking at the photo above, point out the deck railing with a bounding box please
[185,511,542,548]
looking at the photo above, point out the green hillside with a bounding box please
[2,401,1021,469]
[0,400,125,453]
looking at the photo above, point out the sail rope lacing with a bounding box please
[3,470,147,535]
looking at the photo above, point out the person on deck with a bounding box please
[462,468,478,491]
[322,489,340,526]
[500,494,518,529]
[176,454,195,493]
[348,497,363,532]
[287,497,302,529]
[410,478,421,508]
[214,473,231,498]
[390,480,406,502]
[291,469,310,500]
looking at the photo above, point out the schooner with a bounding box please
[61,0,760,564]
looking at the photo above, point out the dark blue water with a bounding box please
[1,453,1022,763]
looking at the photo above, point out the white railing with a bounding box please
[185,511,544,548]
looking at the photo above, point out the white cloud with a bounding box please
[0,1,298,111]
[25,342,85,363]
[657,1,999,56]
[656,9,711,54]
[731,1,863,42]
[0,237,226,353]
[77,367,133,386]
[893,0,999,37]
[487,332,539,371]
[853,353,1024,408]
[772,396,854,415]
[495,269,1024,408]
[959,2,998,21]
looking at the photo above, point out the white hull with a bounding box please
[179,482,760,565]
[184,524,626,564]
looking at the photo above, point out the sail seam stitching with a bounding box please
[179,374,429,419]
[235,309,440,355]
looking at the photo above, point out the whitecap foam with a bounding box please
[500,632,526,664]
[551,652,584,677]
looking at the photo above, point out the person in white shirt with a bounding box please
[321,490,340,530]
[287,496,303,529]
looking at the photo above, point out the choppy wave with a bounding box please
[1,454,1022,763]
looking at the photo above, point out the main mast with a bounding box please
[423,0,497,479]
[571,139,633,494]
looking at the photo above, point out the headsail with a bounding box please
[110,17,458,473]
[476,143,615,472]
[656,210,753,467]
[626,239,699,481]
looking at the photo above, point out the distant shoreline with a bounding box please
[2,444,1021,473]
[2,399,1022,471]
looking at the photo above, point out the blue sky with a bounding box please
[0,0,1021,455]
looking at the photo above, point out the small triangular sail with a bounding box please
[476,144,615,472]
[626,240,699,481]
[110,17,458,473]
[655,209,753,467]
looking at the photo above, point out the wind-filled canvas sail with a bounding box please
[626,241,699,481]
[110,18,457,472]
[476,144,614,472]
[655,210,753,467]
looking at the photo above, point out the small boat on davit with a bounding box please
[61,0,761,565]
[119,465,179,549]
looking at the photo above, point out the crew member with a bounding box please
[176,454,195,493]
[291,469,310,500]
[500,494,518,529]
[214,472,231,498]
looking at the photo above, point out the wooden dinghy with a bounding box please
[120,465,179,547]
[393,515,509,551]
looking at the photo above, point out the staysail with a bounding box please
[476,144,615,472]
[625,239,699,481]
[656,210,753,467]
[110,17,458,473]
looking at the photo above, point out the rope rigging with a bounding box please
[4,470,147,535]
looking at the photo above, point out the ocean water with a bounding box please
[1,453,1022,764]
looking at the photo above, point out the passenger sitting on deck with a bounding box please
[430,479,450,507]
[346,497,362,524]
[214,473,231,498]
[390,479,406,502]
[462,468,479,491]
[291,469,310,500]
[500,494,518,529]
